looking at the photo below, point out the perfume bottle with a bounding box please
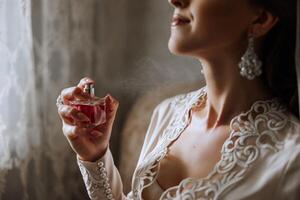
[70,83,107,127]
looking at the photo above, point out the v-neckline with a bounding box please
[135,86,285,200]
[158,88,284,199]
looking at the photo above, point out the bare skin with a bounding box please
[57,77,119,162]
[148,0,278,193]
[155,107,232,191]
[58,0,279,197]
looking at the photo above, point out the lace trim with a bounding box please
[159,98,289,200]
[132,87,207,199]
[132,86,290,200]
[78,160,115,200]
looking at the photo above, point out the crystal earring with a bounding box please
[238,34,262,80]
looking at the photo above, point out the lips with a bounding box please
[171,14,191,26]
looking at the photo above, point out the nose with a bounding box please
[168,0,189,8]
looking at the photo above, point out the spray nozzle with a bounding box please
[83,83,95,96]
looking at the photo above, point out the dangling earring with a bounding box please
[238,33,262,80]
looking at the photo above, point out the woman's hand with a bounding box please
[57,77,119,162]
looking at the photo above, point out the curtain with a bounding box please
[0,0,202,199]
[0,0,95,199]
[0,0,41,197]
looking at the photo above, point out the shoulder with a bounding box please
[136,86,206,164]
[287,112,300,136]
[278,109,300,146]
[153,85,207,117]
[273,111,300,185]
[147,85,207,137]
[282,112,300,159]
[277,116,300,198]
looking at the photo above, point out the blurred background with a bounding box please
[0,0,203,199]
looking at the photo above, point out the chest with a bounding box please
[155,116,231,190]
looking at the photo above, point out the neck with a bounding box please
[197,51,273,131]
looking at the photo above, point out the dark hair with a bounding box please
[249,0,299,119]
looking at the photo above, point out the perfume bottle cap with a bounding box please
[84,83,95,96]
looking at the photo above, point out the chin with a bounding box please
[168,38,188,56]
[168,38,197,57]
[168,36,210,59]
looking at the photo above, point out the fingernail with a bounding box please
[105,95,111,104]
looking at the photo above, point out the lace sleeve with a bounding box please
[76,98,171,200]
[76,106,163,200]
[77,147,132,200]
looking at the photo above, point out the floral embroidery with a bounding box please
[160,98,289,200]
[132,87,207,199]
[132,86,290,200]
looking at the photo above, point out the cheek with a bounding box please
[168,1,251,55]
[192,2,245,46]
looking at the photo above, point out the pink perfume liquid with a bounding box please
[72,103,106,126]
[70,84,107,127]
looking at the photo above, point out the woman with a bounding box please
[57,0,300,199]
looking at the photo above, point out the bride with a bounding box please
[57,0,300,199]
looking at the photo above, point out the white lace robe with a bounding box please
[77,86,300,200]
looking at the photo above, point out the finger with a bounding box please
[58,105,90,125]
[63,124,88,140]
[89,130,104,138]
[77,77,95,89]
[106,94,119,117]
[61,86,90,103]
[104,94,119,129]
[58,105,75,125]
[92,94,118,134]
